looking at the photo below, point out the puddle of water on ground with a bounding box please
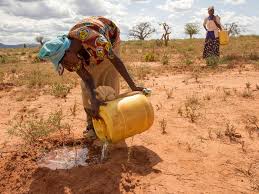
[38,146,89,170]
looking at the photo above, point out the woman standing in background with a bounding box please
[203,6,222,60]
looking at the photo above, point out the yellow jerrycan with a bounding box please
[92,91,154,144]
[219,30,229,45]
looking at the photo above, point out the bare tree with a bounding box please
[160,22,171,46]
[184,23,200,39]
[224,23,241,37]
[35,36,44,46]
[129,22,156,40]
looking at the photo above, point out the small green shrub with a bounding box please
[8,110,71,144]
[26,69,46,88]
[184,95,201,122]
[247,52,259,60]
[144,53,155,62]
[161,54,169,65]
[185,59,193,66]
[206,56,219,67]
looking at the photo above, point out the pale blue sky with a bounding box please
[0,0,258,44]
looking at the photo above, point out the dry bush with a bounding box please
[144,52,155,62]
[8,110,71,144]
[215,130,224,139]
[224,123,242,142]
[179,95,202,123]
[247,52,259,61]
[159,118,167,134]
[223,88,231,96]
[128,64,151,80]
[243,114,259,138]
[191,68,201,83]
[166,88,173,99]
[256,84,259,90]
[70,100,78,117]
[185,58,193,66]
[240,82,253,98]
[242,90,252,98]
[220,54,241,64]
[161,54,169,65]
[25,69,47,88]
[51,83,72,98]
[223,88,231,101]
[246,82,251,89]
[206,56,219,67]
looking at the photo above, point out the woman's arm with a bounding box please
[109,51,144,91]
[203,18,208,31]
[76,67,104,118]
[213,16,222,31]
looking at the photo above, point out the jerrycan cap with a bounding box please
[143,88,152,96]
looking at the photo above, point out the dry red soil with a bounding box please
[0,64,259,194]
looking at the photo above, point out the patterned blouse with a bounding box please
[68,16,120,69]
[203,15,221,38]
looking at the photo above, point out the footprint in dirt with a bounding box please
[28,142,162,194]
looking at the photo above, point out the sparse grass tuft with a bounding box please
[166,88,173,99]
[247,52,259,61]
[70,100,78,117]
[161,54,169,65]
[241,83,253,98]
[206,56,219,67]
[246,82,251,89]
[144,53,155,62]
[51,83,71,98]
[179,95,202,123]
[243,114,259,138]
[242,89,253,98]
[159,118,167,134]
[224,123,242,142]
[129,64,151,80]
[24,69,47,88]
[185,59,193,66]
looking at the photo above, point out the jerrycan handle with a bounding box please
[142,88,152,97]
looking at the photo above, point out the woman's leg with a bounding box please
[80,45,120,137]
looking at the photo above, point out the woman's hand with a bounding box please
[89,98,107,119]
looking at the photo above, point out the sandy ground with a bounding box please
[0,65,259,194]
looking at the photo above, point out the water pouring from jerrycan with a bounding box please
[92,87,154,144]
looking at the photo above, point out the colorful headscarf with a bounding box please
[38,35,71,71]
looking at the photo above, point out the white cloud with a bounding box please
[1,0,72,19]
[0,0,258,44]
[158,0,194,12]
[222,0,246,5]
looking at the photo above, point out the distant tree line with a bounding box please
[35,22,243,47]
